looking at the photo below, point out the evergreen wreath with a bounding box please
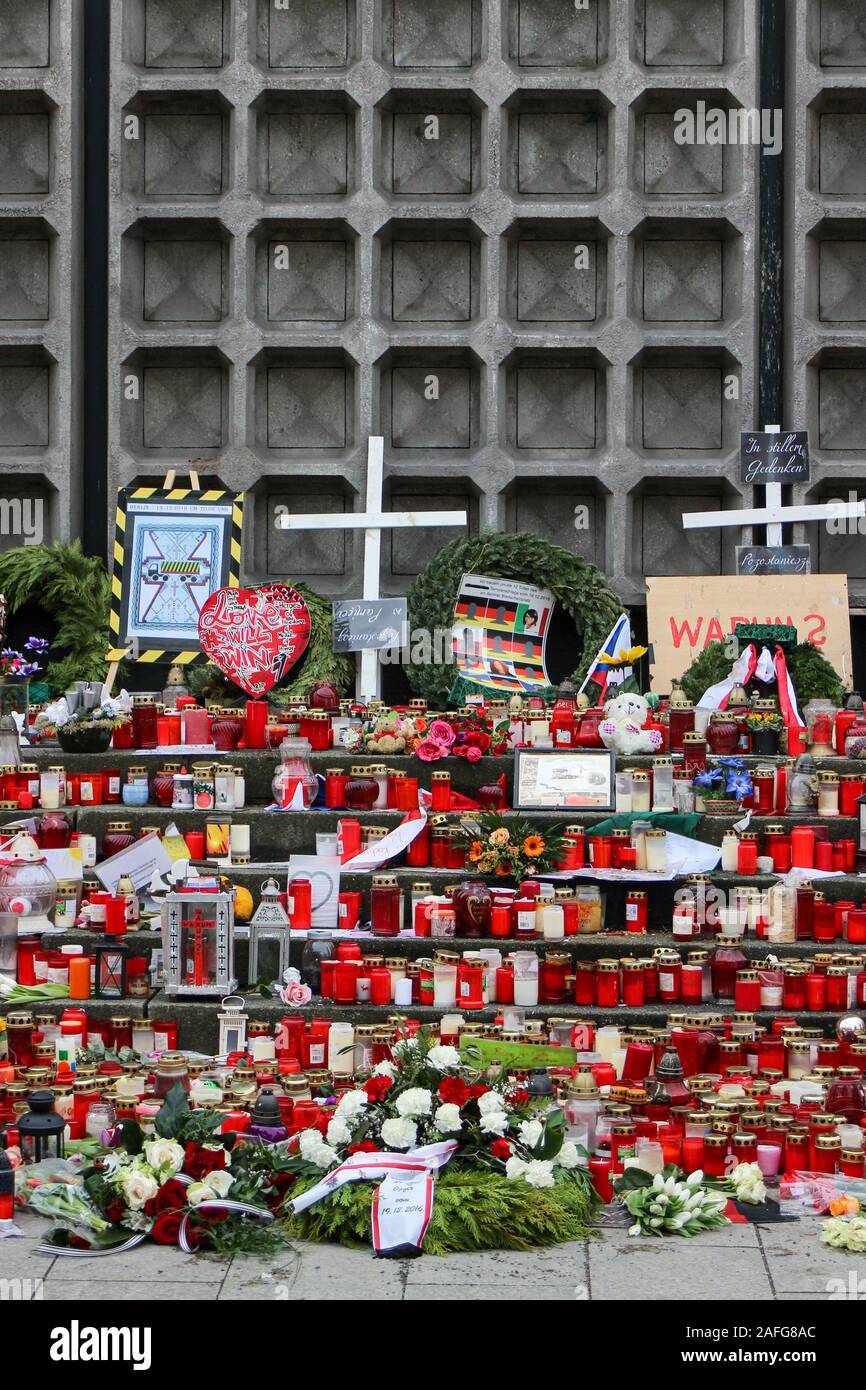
[405,532,626,706]
[679,639,846,708]
[0,542,115,695]
[187,584,355,706]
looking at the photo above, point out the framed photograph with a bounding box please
[513,749,616,812]
[107,477,244,663]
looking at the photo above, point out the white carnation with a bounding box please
[380,1118,417,1151]
[555,1142,581,1169]
[524,1160,556,1189]
[477,1091,507,1116]
[517,1119,544,1151]
[433,1103,463,1134]
[395,1087,433,1118]
[373,1061,397,1079]
[335,1090,368,1121]
[298,1129,338,1168]
[505,1156,528,1180]
[479,1110,508,1137]
[327,1118,353,1147]
[426,1045,462,1071]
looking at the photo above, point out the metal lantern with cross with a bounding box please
[161,886,236,997]
[246,877,291,986]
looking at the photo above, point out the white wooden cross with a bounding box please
[683,424,866,546]
[277,437,467,701]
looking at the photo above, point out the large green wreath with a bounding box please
[405,532,625,705]
[188,584,355,706]
[679,640,846,708]
[0,541,114,695]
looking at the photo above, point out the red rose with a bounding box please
[465,731,491,753]
[363,1075,394,1103]
[264,1171,296,1210]
[144,1178,187,1218]
[68,1235,92,1250]
[192,1207,228,1225]
[438,1077,471,1107]
[491,1139,512,1161]
[184,1142,226,1181]
[104,1198,127,1223]
[149,1210,184,1246]
[348,1140,379,1155]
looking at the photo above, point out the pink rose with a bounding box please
[464,746,482,762]
[415,738,445,762]
[428,719,456,748]
[280,981,313,1008]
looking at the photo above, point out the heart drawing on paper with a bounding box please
[198,584,311,697]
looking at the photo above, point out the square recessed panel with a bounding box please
[267,115,349,197]
[820,369,866,448]
[820,115,866,195]
[820,0,866,66]
[268,241,348,321]
[392,0,474,67]
[0,0,49,66]
[391,241,472,321]
[643,0,725,66]
[642,240,723,321]
[143,242,223,322]
[514,488,600,562]
[0,241,49,319]
[144,0,224,67]
[642,367,722,449]
[142,366,223,448]
[390,492,471,573]
[516,241,597,322]
[516,0,599,67]
[517,114,599,195]
[144,114,223,196]
[643,495,723,574]
[515,367,596,448]
[644,114,724,194]
[267,367,348,448]
[268,492,347,574]
[819,242,866,322]
[268,0,349,67]
[0,365,49,445]
[391,368,471,447]
[391,114,473,195]
[0,114,49,194]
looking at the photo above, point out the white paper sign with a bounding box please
[347,813,428,871]
[95,832,174,895]
[286,855,342,930]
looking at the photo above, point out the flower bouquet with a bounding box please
[456,812,566,880]
[35,692,130,753]
[283,1028,598,1255]
[693,757,754,815]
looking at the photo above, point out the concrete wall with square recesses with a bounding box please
[794,0,866,608]
[0,0,81,544]
[105,0,761,605]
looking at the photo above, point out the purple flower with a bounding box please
[24,637,49,654]
[16,662,41,677]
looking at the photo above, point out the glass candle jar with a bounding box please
[817,772,840,818]
[370,875,402,938]
[131,695,158,749]
[711,937,748,998]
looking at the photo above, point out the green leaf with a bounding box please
[154,1083,191,1139]
[118,1120,144,1156]
[615,1167,656,1193]
[535,1108,566,1162]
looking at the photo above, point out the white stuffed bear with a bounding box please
[599,692,663,755]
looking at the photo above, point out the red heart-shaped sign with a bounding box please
[198,585,311,697]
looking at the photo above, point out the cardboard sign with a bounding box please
[736,545,812,577]
[646,574,853,693]
[740,431,810,485]
[332,598,407,653]
[198,584,311,696]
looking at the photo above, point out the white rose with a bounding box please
[524,1160,556,1189]
[120,1169,159,1211]
[505,1156,528,1180]
[204,1170,233,1199]
[477,1091,507,1116]
[555,1142,580,1169]
[433,1104,462,1134]
[327,1118,353,1147]
[381,1118,417,1151]
[395,1087,432,1118]
[186,1181,213,1208]
[142,1138,184,1177]
[426,1045,462,1071]
[518,1119,544,1151]
[479,1110,508,1137]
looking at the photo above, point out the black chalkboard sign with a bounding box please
[736,545,812,577]
[740,431,810,485]
[332,599,408,653]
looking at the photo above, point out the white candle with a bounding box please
[229,823,251,855]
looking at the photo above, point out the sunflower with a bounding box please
[596,645,648,668]
[522,835,545,859]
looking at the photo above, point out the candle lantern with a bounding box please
[92,936,128,999]
[246,877,291,985]
[0,834,57,972]
[161,887,236,996]
[218,995,248,1056]
[18,1089,65,1162]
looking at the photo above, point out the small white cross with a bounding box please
[277,437,467,700]
[682,425,865,545]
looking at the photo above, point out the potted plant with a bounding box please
[0,636,49,724]
[35,700,129,754]
[693,758,754,816]
[746,710,785,756]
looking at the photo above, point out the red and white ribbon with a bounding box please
[289,1141,458,1216]
[177,1197,273,1253]
[371,1167,435,1258]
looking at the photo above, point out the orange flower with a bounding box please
[830,1195,860,1216]
[468,841,484,863]
[495,864,511,876]
[522,835,545,858]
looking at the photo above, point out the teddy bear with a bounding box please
[599,692,663,755]
[362,711,411,755]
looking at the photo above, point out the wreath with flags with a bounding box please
[679,627,846,732]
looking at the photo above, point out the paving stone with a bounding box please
[404,1243,588,1287]
[759,1221,866,1296]
[43,1280,225,1301]
[588,1240,773,1301]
